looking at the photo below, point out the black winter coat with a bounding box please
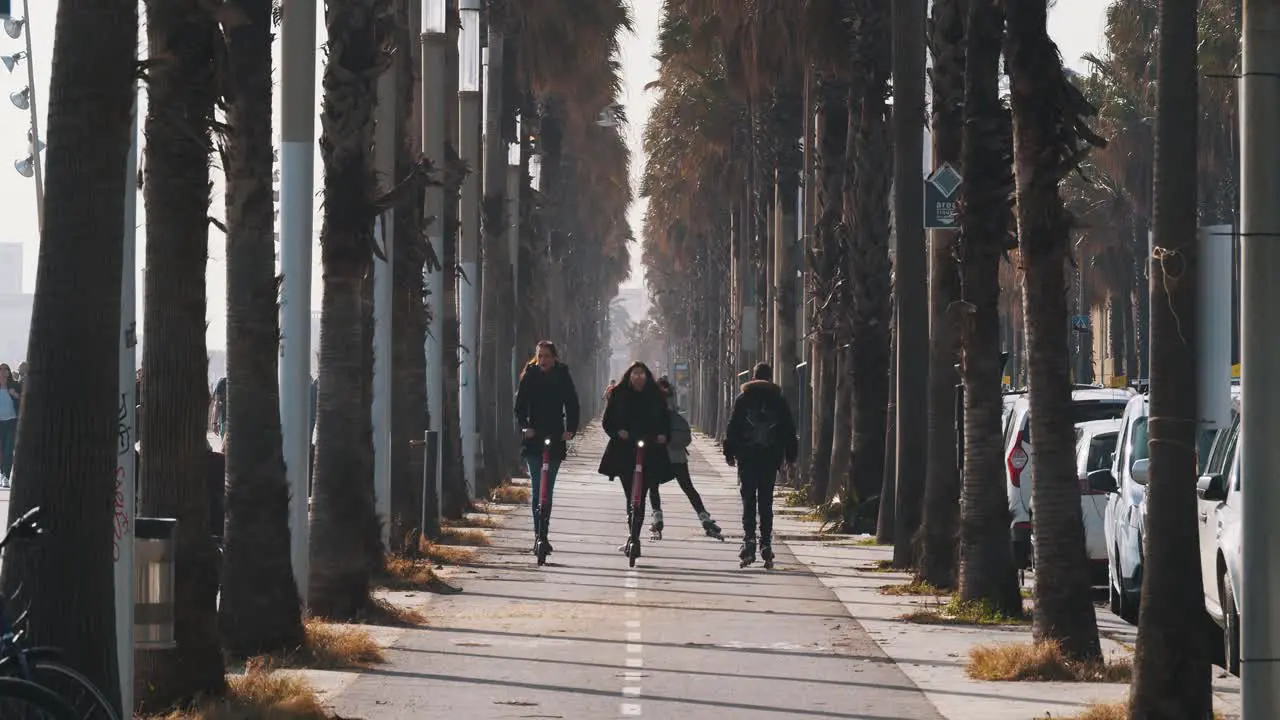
[723,380,799,470]
[597,384,671,483]
[513,362,580,460]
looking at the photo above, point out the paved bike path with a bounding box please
[329,426,943,719]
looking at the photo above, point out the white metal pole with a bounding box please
[457,0,481,497]
[1240,2,1280,716]
[279,0,317,607]
[506,145,520,412]
[422,4,446,526]
[1198,224,1232,430]
[115,65,139,719]
[20,0,41,236]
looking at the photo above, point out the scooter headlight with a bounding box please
[544,438,551,446]
[637,440,645,448]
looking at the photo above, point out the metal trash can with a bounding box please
[134,517,177,650]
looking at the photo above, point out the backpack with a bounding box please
[741,397,779,451]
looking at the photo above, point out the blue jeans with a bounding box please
[525,453,562,532]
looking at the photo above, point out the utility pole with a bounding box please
[457,0,481,497]
[892,0,928,566]
[279,0,317,608]
[422,0,446,531]
[372,47,396,549]
[1240,1,1280,716]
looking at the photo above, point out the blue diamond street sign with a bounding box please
[924,163,963,230]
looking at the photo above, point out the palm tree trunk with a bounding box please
[827,344,853,504]
[0,0,137,709]
[218,0,305,658]
[956,0,1021,617]
[1132,215,1151,380]
[136,0,226,707]
[1004,0,1103,662]
[309,0,385,619]
[877,298,897,541]
[843,9,894,525]
[389,0,431,551]
[917,0,968,589]
[1128,0,1211,711]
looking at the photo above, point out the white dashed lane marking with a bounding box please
[620,568,643,717]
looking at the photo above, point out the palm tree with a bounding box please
[1128,0,1211,712]
[1003,0,1105,661]
[217,0,306,658]
[136,0,226,707]
[842,0,894,530]
[955,0,1020,617]
[0,0,138,710]
[917,0,967,589]
[388,0,433,550]
[309,0,388,619]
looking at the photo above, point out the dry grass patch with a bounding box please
[879,580,950,597]
[854,537,883,546]
[358,596,428,627]
[901,597,1028,626]
[151,667,329,719]
[857,559,901,574]
[417,539,476,566]
[445,514,501,530]
[966,641,1131,682]
[377,554,460,594]
[298,618,386,668]
[440,527,492,546]
[490,483,531,505]
[1058,701,1227,720]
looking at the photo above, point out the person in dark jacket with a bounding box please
[513,340,581,554]
[724,362,798,567]
[598,361,670,559]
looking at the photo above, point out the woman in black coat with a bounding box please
[598,362,670,557]
[513,341,580,554]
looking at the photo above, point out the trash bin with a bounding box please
[134,517,177,650]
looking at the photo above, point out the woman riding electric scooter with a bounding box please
[514,341,580,557]
[598,362,670,563]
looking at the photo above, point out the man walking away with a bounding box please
[723,362,798,568]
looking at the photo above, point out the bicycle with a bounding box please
[0,675,79,719]
[0,507,121,720]
[623,440,647,567]
[534,438,553,567]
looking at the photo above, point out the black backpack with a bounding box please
[741,397,779,451]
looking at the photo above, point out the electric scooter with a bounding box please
[623,440,646,567]
[534,438,552,566]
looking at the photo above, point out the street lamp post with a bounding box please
[457,0,481,497]
[279,0,318,608]
[422,0,446,530]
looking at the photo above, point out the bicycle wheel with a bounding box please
[0,676,78,720]
[27,659,121,720]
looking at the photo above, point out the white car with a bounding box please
[1075,418,1123,574]
[1197,392,1242,675]
[1003,387,1133,572]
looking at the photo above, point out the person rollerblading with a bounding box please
[699,511,723,540]
[649,509,664,540]
[723,363,798,570]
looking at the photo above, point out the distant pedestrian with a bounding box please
[723,362,798,568]
[0,363,20,486]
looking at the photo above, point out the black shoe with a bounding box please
[760,543,774,562]
[739,538,757,567]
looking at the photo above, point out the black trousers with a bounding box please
[738,463,778,541]
[648,463,707,516]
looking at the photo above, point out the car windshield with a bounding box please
[1088,432,1118,472]
[1024,400,1126,443]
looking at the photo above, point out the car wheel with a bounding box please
[1223,575,1241,676]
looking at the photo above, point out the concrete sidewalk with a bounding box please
[680,433,1242,720]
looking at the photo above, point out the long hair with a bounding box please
[519,340,559,381]
[616,361,660,398]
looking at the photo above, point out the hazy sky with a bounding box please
[0,1,1108,349]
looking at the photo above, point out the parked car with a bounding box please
[1094,386,1236,624]
[1003,387,1133,571]
[1075,418,1123,582]
[1197,393,1242,675]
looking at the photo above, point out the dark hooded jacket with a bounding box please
[723,379,799,470]
[597,382,671,482]
[514,362,580,460]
